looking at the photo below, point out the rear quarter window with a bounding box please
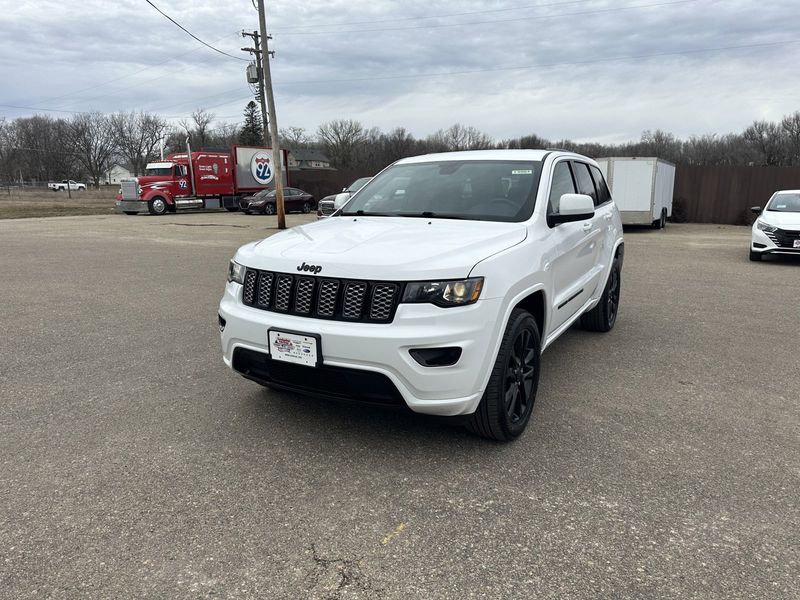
[589,165,612,206]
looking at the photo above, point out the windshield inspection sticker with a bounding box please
[512,169,533,175]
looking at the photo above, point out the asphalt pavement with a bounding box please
[1,213,798,599]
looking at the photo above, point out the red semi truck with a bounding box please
[115,144,289,215]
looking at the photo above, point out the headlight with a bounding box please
[401,277,484,307]
[756,220,777,233]
[228,260,246,284]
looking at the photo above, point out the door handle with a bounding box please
[604,213,613,221]
[582,222,592,232]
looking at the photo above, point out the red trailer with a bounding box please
[115,144,289,215]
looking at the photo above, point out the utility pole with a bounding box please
[256,0,286,229]
[241,31,269,150]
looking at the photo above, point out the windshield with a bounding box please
[340,161,542,222]
[347,177,371,192]
[253,189,271,198]
[766,193,800,212]
[144,167,172,176]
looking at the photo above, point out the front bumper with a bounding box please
[116,200,145,213]
[218,281,502,416]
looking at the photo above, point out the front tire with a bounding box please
[581,257,621,332]
[264,203,276,215]
[467,309,541,442]
[148,197,168,216]
[225,206,239,212]
[749,249,763,261]
[123,211,138,216]
[302,202,311,214]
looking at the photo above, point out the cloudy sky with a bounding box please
[0,0,798,143]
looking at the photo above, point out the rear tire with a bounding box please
[225,206,239,212]
[466,309,541,442]
[749,249,763,261]
[147,197,168,216]
[581,257,621,332]
[660,209,667,229]
[123,211,138,216]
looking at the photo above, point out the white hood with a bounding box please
[759,210,800,229]
[235,216,528,280]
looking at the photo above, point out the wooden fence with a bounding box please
[291,164,800,225]
[674,165,800,224]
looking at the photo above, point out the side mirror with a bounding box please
[332,192,351,210]
[549,193,595,225]
[751,206,762,214]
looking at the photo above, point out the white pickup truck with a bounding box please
[219,150,624,441]
[49,180,86,192]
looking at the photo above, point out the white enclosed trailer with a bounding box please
[596,157,675,228]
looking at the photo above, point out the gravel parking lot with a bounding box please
[1,214,798,599]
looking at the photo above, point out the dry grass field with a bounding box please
[0,186,117,219]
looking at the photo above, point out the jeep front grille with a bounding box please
[241,269,402,323]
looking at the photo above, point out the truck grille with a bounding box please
[765,227,800,248]
[318,200,336,216]
[121,180,139,201]
[241,269,402,323]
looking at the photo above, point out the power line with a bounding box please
[143,0,248,61]
[273,0,698,36]
[272,0,630,31]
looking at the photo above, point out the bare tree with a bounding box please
[111,111,169,176]
[210,122,240,148]
[427,124,493,152]
[179,109,216,149]
[67,112,116,187]
[317,119,367,168]
[279,126,313,150]
[743,120,786,166]
[781,112,800,165]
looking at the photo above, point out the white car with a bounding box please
[750,190,800,261]
[219,150,624,440]
[316,176,372,218]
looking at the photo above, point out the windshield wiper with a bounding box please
[343,210,393,217]
[397,211,464,220]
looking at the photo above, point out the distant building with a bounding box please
[104,163,134,185]
[287,149,334,171]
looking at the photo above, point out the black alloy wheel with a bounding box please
[302,201,311,214]
[606,263,620,326]
[467,308,541,441]
[504,327,538,426]
[581,257,622,332]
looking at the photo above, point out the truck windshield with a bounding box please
[767,193,800,212]
[144,167,173,176]
[347,177,371,192]
[340,161,543,222]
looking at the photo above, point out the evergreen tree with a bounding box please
[238,101,263,146]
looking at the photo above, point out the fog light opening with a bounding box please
[218,314,227,332]
[409,347,462,367]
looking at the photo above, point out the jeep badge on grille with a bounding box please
[296,262,322,274]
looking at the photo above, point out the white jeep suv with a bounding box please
[750,190,800,261]
[219,150,624,440]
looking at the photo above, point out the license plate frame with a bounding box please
[267,329,322,367]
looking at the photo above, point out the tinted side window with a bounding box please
[589,165,611,206]
[572,162,597,205]
[548,162,576,215]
